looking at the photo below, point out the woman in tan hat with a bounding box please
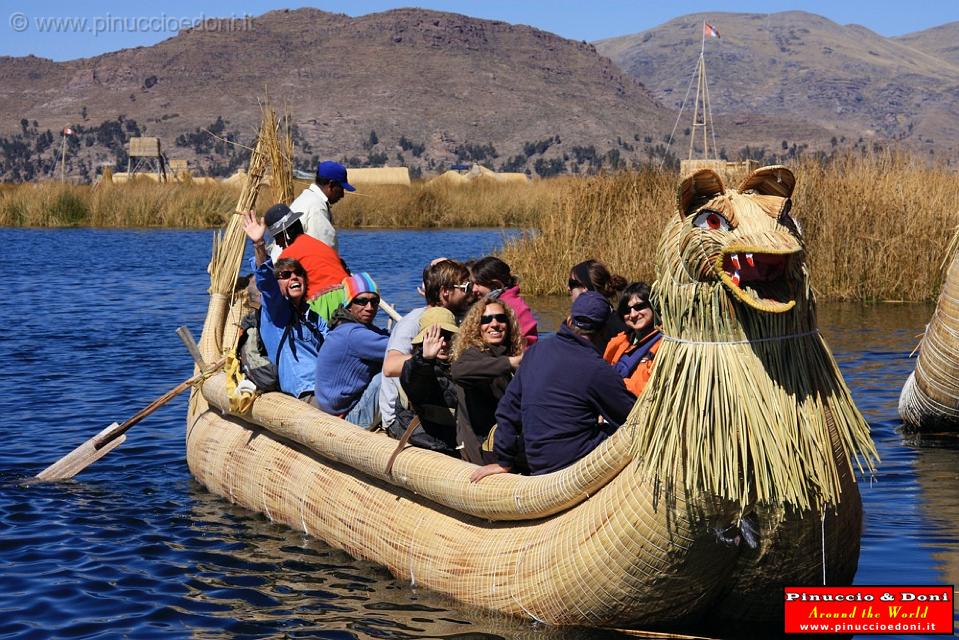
[389,307,461,455]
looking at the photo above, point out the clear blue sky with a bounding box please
[3,0,958,61]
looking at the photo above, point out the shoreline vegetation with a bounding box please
[2,152,957,301]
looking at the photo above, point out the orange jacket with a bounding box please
[603,329,662,397]
[279,234,349,301]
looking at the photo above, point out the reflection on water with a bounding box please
[1,228,957,639]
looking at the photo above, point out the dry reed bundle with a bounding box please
[899,224,959,431]
[261,105,295,205]
[628,167,877,513]
[208,104,274,297]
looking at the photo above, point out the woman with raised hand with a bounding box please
[241,210,327,402]
[450,296,524,465]
[603,282,662,397]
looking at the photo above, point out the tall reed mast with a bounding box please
[688,21,719,161]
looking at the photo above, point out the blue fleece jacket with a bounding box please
[494,323,636,475]
[253,257,327,398]
[314,313,390,415]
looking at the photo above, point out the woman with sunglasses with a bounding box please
[242,210,327,402]
[450,296,525,465]
[470,256,537,348]
[603,282,662,397]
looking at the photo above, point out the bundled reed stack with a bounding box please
[261,105,295,205]
[899,225,959,432]
[202,104,273,363]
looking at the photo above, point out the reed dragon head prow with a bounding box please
[629,165,877,514]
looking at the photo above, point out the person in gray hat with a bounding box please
[263,203,350,323]
[470,291,636,480]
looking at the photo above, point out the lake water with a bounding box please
[1,228,956,639]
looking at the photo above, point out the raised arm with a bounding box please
[241,210,269,266]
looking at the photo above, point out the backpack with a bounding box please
[237,308,280,392]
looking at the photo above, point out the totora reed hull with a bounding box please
[185,291,862,630]
[186,164,874,631]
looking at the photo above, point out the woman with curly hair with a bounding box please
[450,295,524,465]
[470,256,538,348]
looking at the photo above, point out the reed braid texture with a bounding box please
[899,224,959,431]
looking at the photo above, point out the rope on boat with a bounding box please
[661,329,820,346]
[820,511,827,585]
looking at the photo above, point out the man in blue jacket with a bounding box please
[470,291,636,479]
[314,273,390,428]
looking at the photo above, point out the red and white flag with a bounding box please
[704,22,720,39]
[62,127,75,136]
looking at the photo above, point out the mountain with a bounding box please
[596,11,959,160]
[0,8,685,181]
[5,8,959,183]
[894,22,959,65]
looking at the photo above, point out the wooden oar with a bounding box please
[379,299,402,323]
[35,327,223,482]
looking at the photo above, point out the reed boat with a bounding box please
[899,225,959,432]
[185,165,877,631]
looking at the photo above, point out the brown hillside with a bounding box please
[0,7,843,181]
[895,22,959,65]
[0,8,682,180]
[596,11,959,159]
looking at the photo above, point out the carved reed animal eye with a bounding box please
[692,210,731,231]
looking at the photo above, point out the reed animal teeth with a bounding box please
[731,271,741,286]
[731,254,741,270]
[745,253,755,267]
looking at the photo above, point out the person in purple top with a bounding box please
[470,291,636,480]
[314,273,390,428]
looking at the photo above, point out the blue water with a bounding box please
[1,228,956,639]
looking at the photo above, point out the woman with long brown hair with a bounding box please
[450,295,524,465]
[566,258,628,350]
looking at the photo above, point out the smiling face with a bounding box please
[623,294,654,334]
[275,265,306,303]
[348,293,380,325]
[479,302,509,346]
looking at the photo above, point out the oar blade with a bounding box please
[35,422,127,482]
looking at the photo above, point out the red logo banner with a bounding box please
[784,586,954,634]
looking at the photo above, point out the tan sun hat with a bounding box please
[411,307,460,344]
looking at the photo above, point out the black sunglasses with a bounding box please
[480,313,509,325]
[626,301,650,313]
[351,296,380,308]
[568,278,585,291]
[275,269,304,280]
